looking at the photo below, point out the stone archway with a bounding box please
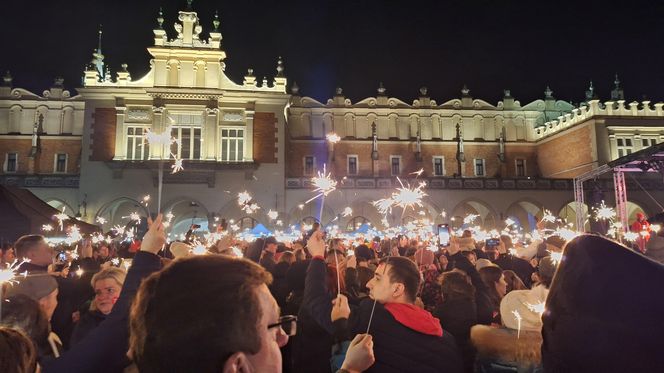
[450,198,498,229]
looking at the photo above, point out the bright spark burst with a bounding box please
[541,209,556,223]
[326,132,341,143]
[464,214,479,225]
[95,216,107,225]
[342,207,353,217]
[170,157,184,174]
[623,231,639,242]
[129,212,141,223]
[111,258,120,266]
[144,126,174,146]
[238,191,252,205]
[410,168,424,177]
[141,195,151,206]
[267,210,278,220]
[76,268,84,277]
[593,200,616,222]
[548,251,563,266]
[54,208,69,231]
[373,178,427,215]
[191,244,207,255]
[298,204,304,210]
[276,219,283,226]
[306,164,337,204]
[508,248,517,256]
[525,301,546,316]
[651,224,661,233]
[505,218,516,226]
[231,246,244,257]
[42,224,54,232]
[0,260,29,286]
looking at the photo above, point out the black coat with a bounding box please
[449,253,494,325]
[434,298,477,372]
[70,310,106,347]
[494,254,534,288]
[304,258,463,373]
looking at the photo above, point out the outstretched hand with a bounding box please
[141,214,166,254]
[341,334,375,373]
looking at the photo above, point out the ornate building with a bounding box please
[1,3,663,234]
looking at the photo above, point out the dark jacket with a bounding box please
[434,298,477,372]
[494,254,534,288]
[270,261,292,308]
[304,258,463,373]
[450,254,494,325]
[69,310,106,347]
[42,251,162,373]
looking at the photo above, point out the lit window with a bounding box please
[55,154,67,173]
[220,128,244,162]
[516,159,526,177]
[348,155,358,175]
[304,156,315,176]
[126,127,150,160]
[433,156,444,176]
[616,136,633,158]
[5,153,17,173]
[171,113,203,160]
[390,156,401,176]
[474,158,485,177]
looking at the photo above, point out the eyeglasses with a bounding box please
[267,315,297,336]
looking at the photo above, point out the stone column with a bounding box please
[245,110,255,162]
[150,106,165,159]
[204,108,219,160]
[113,106,127,160]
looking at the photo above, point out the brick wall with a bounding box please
[90,108,116,161]
[253,112,277,163]
[0,137,81,174]
[536,124,594,178]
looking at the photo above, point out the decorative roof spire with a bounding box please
[157,7,164,29]
[186,0,194,11]
[544,86,554,99]
[291,81,300,95]
[97,24,103,53]
[503,89,512,98]
[419,86,428,97]
[611,74,624,101]
[585,80,596,101]
[614,74,620,89]
[53,77,64,87]
[212,10,220,31]
[335,87,343,96]
[377,82,386,96]
[2,71,12,87]
[461,84,470,97]
[276,56,284,77]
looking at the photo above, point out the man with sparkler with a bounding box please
[304,231,463,373]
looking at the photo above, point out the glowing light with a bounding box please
[410,168,424,177]
[144,125,174,146]
[463,214,479,225]
[326,132,341,144]
[306,164,337,204]
[42,224,54,232]
[548,251,563,266]
[508,248,517,256]
[95,216,107,225]
[129,212,141,223]
[267,210,278,220]
[623,231,639,242]
[141,195,151,206]
[342,207,353,217]
[541,209,556,223]
[170,157,184,174]
[0,260,28,286]
[593,200,616,222]
[111,258,120,266]
[54,208,69,231]
[191,244,207,255]
[525,301,546,316]
[298,204,304,210]
[651,224,661,233]
[512,310,522,339]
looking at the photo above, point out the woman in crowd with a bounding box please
[0,327,37,373]
[479,266,507,324]
[70,267,126,345]
[502,270,527,293]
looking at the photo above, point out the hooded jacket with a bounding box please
[304,257,463,373]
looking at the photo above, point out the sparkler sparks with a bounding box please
[463,214,479,225]
[342,207,353,217]
[541,209,556,223]
[238,192,260,213]
[170,157,184,174]
[326,132,341,143]
[548,251,563,266]
[512,310,522,339]
[593,200,616,222]
[42,224,54,232]
[267,210,278,220]
[410,168,424,177]
[141,195,151,206]
[95,216,107,225]
[54,208,69,231]
[373,178,427,215]
[623,231,639,242]
[306,164,337,204]
[128,212,141,223]
[525,301,546,316]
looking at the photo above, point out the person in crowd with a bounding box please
[1,294,51,362]
[436,252,450,273]
[355,243,375,261]
[0,326,38,373]
[478,266,507,324]
[502,270,526,293]
[542,234,664,372]
[305,230,463,373]
[434,268,478,372]
[396,234,410,256]
[93,244,112,265]
[493,235,535,287]
[70,267,127,345]
[259,236,279,273]
[645,224,664,264]
[293,248,306,261]
[416,247,443,312]
[460,250,477,266]
[279,251,296,265]
[128,248,374,373]
[1,242,16,266]
[630,212,651,252]
[271,254,294,309]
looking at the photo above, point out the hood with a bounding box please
[384,303,443,337]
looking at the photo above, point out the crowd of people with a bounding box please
[1,212,664,373]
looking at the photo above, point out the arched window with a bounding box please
[346,216,369,231]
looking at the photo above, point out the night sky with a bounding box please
[3,0,664,106]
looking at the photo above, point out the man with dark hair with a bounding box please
[305,231,463,373]
[15,235,53,273]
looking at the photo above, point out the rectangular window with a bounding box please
[171,113,203,160]
[220,128,244,162]
[55,153,67,173]
[390,156,401,176]
[433,156,444,176]
[304,156,315,176]
[516,158,526,177]
[5,153,17,173]
[347,155,358,175]
[642,138,657,148]
[616,136,633,158]
[474,158,485,176]
[126,126,150,160]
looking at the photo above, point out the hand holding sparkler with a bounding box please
[141,214,166,254]
[307,229,326,257]
[341,334,375,373]
[331,294,351,321]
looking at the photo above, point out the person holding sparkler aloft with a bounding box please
[304,230,463,373]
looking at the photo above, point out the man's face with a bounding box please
[399,237,408,247]
[3,248,15,263]
[366,263,399,304]
[99,246,109,258]
[39,288,59,321]
[246,284,288,373]
[28,240,54,266]
[266,243,277,254]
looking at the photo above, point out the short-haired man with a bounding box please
[305,231,463,373]
[14,235,53,273]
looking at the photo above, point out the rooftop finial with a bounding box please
[377,82,386,95]
[186,0,193,11]
[544,86,553,99]
[291,81,300,95]
[53,77,64,87]
[461,84,470,97]
[213,10,220,31]
[335,87,343,96]
[419,86,428,97]
[157,7,164,29]
[2,71,12,86]
[276,56,284,77]
[97,24,103,53]
[614,73,620,89]
[503,89,512,98]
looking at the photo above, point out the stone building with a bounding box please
[1,3,663,235]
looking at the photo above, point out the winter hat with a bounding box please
[542,234,664,372]
[475,258,497,271]
[5,274,58,301]
[500,285,549,331]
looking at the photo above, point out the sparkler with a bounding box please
[623,231,639,242]
[373,178,427,216]
[111,258,120,266]
[141,195,151,207]
[306,164,337,222]
[548,251,563,266]
[42,224,54,232]
[525,301,545,316]
[144,125,183,214]
[0,260,28,316]
[326,132,341,144]
[342,207,353,217]
[54,208,69,231]
[463,214,479,225]
[593,200,616,222]
[512,310,522,339]
[267,210,278,220]
[541,209,556,223]
[95,216,107,225]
